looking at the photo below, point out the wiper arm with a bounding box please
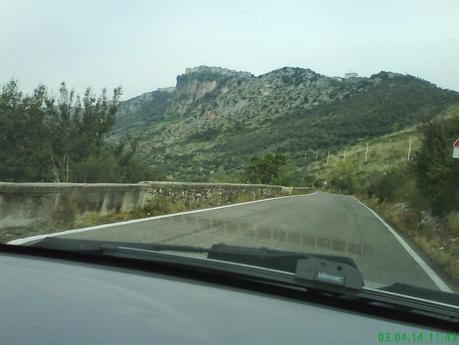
[207,244,364,289]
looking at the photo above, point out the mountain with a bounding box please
[113,66,459,182]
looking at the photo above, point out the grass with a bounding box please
[308,103,459,182]
[308,126,420,181]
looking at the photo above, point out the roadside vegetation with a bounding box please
[0,80,153,183]
[307,105,459,285]
[241,153,289,185]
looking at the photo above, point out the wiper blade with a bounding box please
[30,238,364,289]
[208,244,364,289]
[29,237,210,254]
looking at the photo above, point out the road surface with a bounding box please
[33,192,453,290]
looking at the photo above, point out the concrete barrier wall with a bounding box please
[0,181,314,230]
[0,183,148,229]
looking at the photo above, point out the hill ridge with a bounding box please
[113,66,459,182]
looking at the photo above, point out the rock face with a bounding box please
[170,66,253,115]
[113,65,459,182]
[173,78,217,114]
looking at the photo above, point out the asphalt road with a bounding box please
[58,192,446,291]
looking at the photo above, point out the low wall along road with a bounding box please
[0,181,313,241]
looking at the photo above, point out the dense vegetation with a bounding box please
[242,153,289,185]
[320,109,459,217]
[413,116,459,216]
[0,80,153,183]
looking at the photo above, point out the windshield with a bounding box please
[1,0,458,306]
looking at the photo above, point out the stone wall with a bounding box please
[142,181,312,207]
[0,181,314,230]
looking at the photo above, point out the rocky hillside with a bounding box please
[113,66,459,182]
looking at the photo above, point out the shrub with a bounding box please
[242,153,288,185]
[413,116,459,216]
[447,212,459,237]
[328,161,357,194]
[366,166,408,203]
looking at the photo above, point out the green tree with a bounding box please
[242,153,288,184]
[0,80,153,183]
[0,81,51,181]
[71,138,154,183]
[45,83,122,182]
[413,117,459,216]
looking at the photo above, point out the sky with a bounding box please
[1,0,458,99]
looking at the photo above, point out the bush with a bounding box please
[447,212,459,237]
[366,166,408,202]
[328,161,357,194]
[413,116,459,216]
[71,140,154,183]
[242,153,288,185]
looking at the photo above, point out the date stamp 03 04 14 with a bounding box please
[377,332,458,343]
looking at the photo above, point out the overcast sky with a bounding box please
[1,0,458,99]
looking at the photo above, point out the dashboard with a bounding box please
[0,252,453,345]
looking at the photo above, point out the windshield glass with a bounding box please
[1,0,458,305]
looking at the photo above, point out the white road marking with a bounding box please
[7,192,318,245]
[352,197,453,293]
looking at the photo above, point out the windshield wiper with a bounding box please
[207,243,364,289]
[14,237,459,326]
[27,238,458,302]
[29,237,211,255]
[29,238,364,289]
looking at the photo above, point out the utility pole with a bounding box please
[315,151,318,160]
[407,136,412,161]
[326,149,330,166]
[343,147,347,163]
[364,143,369,162]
